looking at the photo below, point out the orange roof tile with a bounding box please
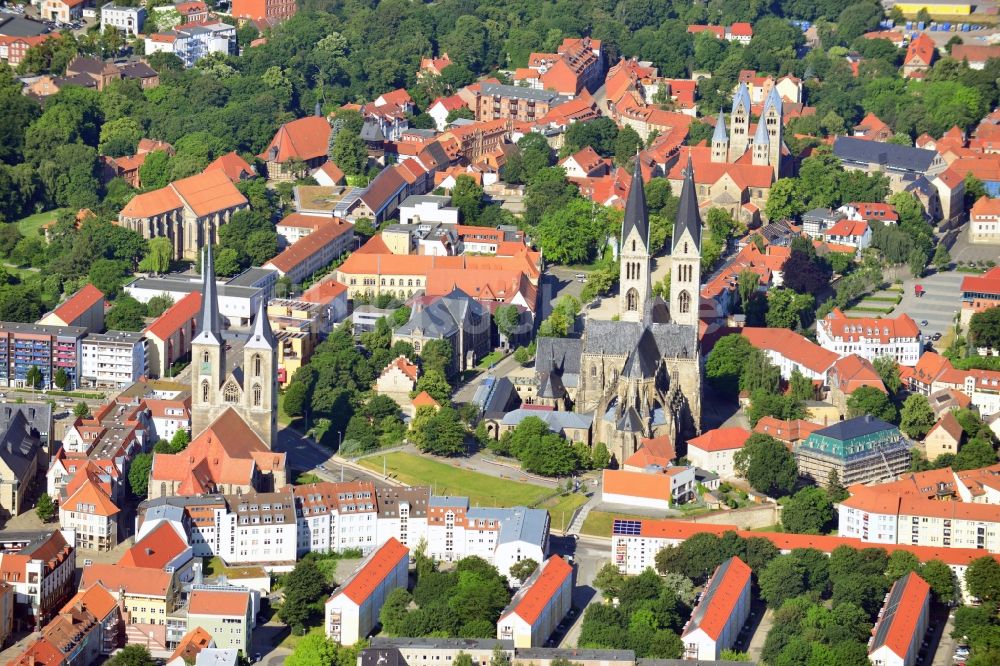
[80,563,172,597]
[740,327,839,375]
[189,590,250,616]
[603,469,677,500]
[871,573,931,659]
[144,292,201,341]
[971,196,1000,218]
[906,34,937,67]
[927,411,963,443]
[171,169,248,218]
[335,537,409,605]
[687,427,751,453]
[62,477,119,517]
[265,218,352,274]
[683,557,752,641]
[119,184,183,218]
[61,581,118,620]
[259,116,331,163]
[7,638,64,666]
[503,555,572,624]
[119,522,187,569]
[411,391,439,408]
[828,354,886,395]
[753,417,822,443]
[625,436,676,468]
[382,356,418,382]
[170,627,214,662]
[821,308,920,343]
[203,151,254,182]
[300,279,348,305]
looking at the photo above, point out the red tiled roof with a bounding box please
[960,266,1000,296]
[740,327,839,375]
[203,151,254,182]
[971,196,1000,218]
[119,185,183,218]
[49,284,104,326]
[683,557,751,641]
[119,522,187,569]
[603,469,676,500]
[927,411,963,443]
[821,308,920,343]
[264,218,352,274]
[828,354,886,395]
[172,169,248,218]
[259,116,331,163]
[871,573,931,659]
[411,391,439,408]
[7,638,64,666]
[336,537,408,605]
[300,279,348,305]
[81,563,172,597]
[382,355,418,382]
[951,44,1000,64]
[625,435,676,468]
[687,427,751,453]
[170,627,214,662]
[62,477,119,517]
[188,590,251,617]
[753,417,822,443]
[144,292,201,341]
[905,33,936,66]
[502,555,572,624]
[61,580,118,620]
[729,22,752,37]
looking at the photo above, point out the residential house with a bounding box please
[419,53,452,78]
[496,556,573,647]
[324,538,409,645]
[949,44,1000,70]
[374,356,419,413]
[854,113,894,142]
[817,309,923,366]
[740,327,839,381]
[144,21,236,67]
[839,201,899,225]
[622,436,676,472]
[38,285,105,332]
[80,331,148,389]
[903,33,937,78]
[40,0,83,23]
[427,95,467,131]
[79,564,177,629]
[0,409,46,519]
[601,467,696,510]
[825,354,887,416]
[350,167,408,225]
[0,322,87,389]
[685,428,751,480]
[797,416,910,487]
[185,590,253,657]
[924,412,963,461]
[868,573,931,666]
[59,468,120,551]
[232,0,296,24]
[117,169,249,261]
[753,417,822,446]
[100,4,145,34]
[475,84,568,123]
[680,557,752,661]
[822,218,871,250]
[0,530,76,630]
[559,147,611,178]
[258,116,331,181]
[969,195,1000,245]
[263,218,354,284]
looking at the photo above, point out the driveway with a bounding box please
[894,270,966,340]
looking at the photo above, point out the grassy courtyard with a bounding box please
[580,510,649,537]
[15,208,67,238]
[537,492,588,532]
[357,451,553,508]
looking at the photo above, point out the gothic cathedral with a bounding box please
[533,159,704,465]
[190,244,278,447]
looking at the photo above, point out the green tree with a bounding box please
[88,259,131,297]
[613,126,643,166]
[25,365,43,390]
[279,558,329,630]
[733,434,798,497]
[98,116,143,157]
[332,132,368,177]
[781,487,834,534]
[509,558,539,584]
[105,295,148,332]
[953,437,998,471]
[169,428,190,452]
[535,197,607,265]
[764,178,803,222]
[139,150,172,190]
[73,402,90,418]
[36,492,55,522]
[920,559,957,603]
[414,369,451,404]
[847,386,897,423]
[969,307,1000,350]
[591,442,611,470]
[421,339,453,376]
[145,294,175,318]
[759,556,807,608]
[705,334,753,396]
[53,368,70,390]
[873,356,902,395]
[593,562,626,601]
[765,288,814,330]
[452,175,484,224]
[900,394,936,439]
[737,269,760,312]
[739,348,781,395]
[410,405,466,456]
[933,243,951,270]
[108,645,156,666]
[827,469,849,502]
[493,304,521,341]
[128,452,152,497]
[789,369,815,402]
[965,557,1000,604]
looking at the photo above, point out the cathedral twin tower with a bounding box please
[711,82,783,176]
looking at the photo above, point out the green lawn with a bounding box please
[476,350,505,369]
[357,452,553,507]
[580,510,649,537]
[279,624,324,649]
[538,492,588,532]
[16,209,67,238]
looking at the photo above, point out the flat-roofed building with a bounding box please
[324,537,409,645]
[681,556,752,661]
[496,555,573,647]
[0,322,87,390]
[868,572,930,666]
[81,330,148,389]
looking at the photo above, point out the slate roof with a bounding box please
[673,155,703,251]
[0,411,38,482]
[396,288,487,339]
[812,414,898,442]
[500,409,593,431]
[833,135,937,173]
[480,82,566,104]
[621,158,649,247]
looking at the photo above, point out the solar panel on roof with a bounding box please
[613,519,642,535]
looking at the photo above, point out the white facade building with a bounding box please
[684,428,750,480]
[324,538,409,645]
[125,274,266,328]
[145,22,236,68]
[81,331,148,389]
[215,492,298,565]
[816,310,923,366]
[496,555,573,648]
[398,195,459,226]
[100,4,145,34]
[868,573,930,666]
[681,557,752,661]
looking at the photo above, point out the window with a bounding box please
[253,354,262,377]
[679,290,691,314]
[201,380,209,403]
[203,351,210,364]
[253,384,262,407]
[626,288,639,311]
[224,382,239,403]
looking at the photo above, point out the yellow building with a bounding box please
[80,564,178,626]
[894,2,971,15]
[267,299,323,387]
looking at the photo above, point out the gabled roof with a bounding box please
[927,411,963,443]
[62,476,119,517]
[188,590,251,617]
[972,195,1000,218]
[905,33,936,66]
[500,555,572,624]
[203,152,254,182]
[170,627,214,662]
[258,116,331,164]
[740,327,839,375]
[61,581,118,620]
[687,427,750,453]
[625,435,676,468]
[144,292,201,341]
[682,557,752,641]
[833,135,937,173]
[603,469,683,500]
[119,521,187,569]
[48,284,104,326]
[80,563,172,597]
[411,391,439,408]
[172,169,249,218]
[382,356,418,382]
[332,537,408,605]
[870,573,931,659]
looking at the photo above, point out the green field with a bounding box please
[357,452,554,507]
[580,510,649,537]
[15,209,67,237]
[538,492,589,532]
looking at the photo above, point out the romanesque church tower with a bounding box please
[619,159,651,323]
[190,244,277,447]
[729,83,752,160]
[670,158,702,328]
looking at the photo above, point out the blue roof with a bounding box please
[812,415,898,442]
[712,110,728,143]
[428,496,470,509]
[754,119,769,144]
[731,83,751,115]
[764,86,782,116]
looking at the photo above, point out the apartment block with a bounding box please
[680,557,752,661]
[0,322,87,390]
[324,538,409,645]
[868,573,930,666]
[0,530,76,630]
[80,331,148,389]
[185,590,253,656]
[263,218,354,285]
[475,84,568,123]
[497,555,573,647]
[817,309,923,366]
[293,482,379,556]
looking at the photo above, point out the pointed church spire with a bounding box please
[244,296,275,350]
[754,118,770,144]
[194,244,222,346]
[621,156,649,245]
[672,156,702,252]
[712,109,728,143]
[732,82,751,114]
[764,85,782,116]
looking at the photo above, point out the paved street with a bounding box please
[894,270,966,340]
[950,226,1000,265]
[550,535,607,648]
[930,606,958,666]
